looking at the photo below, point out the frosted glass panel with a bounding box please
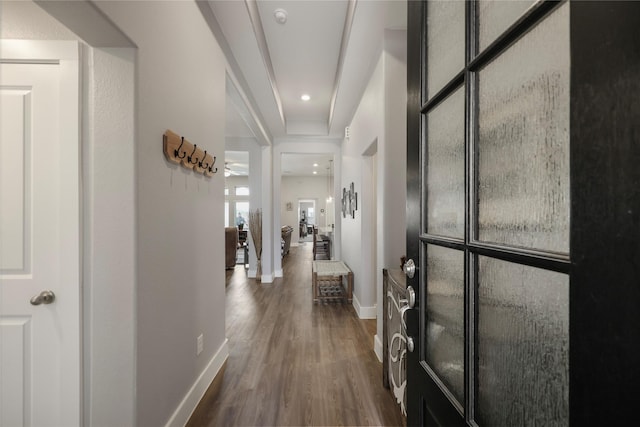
[425,245,464,406]
[477,257,568,427]
[477,0,536,51]
[427,0,465,98]
[427,88,465,238]
[477,3,569,253]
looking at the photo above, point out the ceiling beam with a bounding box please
[245,0,286,129]
[199,1,272,146]
[328,0,357,132]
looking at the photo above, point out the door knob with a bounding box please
[403,258,415,278]
[407,336,415,353]
[30,290,56,305]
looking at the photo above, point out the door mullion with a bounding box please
[465,0,477,424]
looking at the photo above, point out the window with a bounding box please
[235,186,249,196]
[225,181,250,228]
[235,202,249,228]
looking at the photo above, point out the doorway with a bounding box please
[1,40,81,426]
[298,199,316,243]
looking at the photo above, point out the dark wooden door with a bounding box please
[405,1,640,425]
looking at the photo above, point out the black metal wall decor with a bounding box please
[342,188,348,218]
[342,182,358,219]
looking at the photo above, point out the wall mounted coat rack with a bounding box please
[163,129,217,177]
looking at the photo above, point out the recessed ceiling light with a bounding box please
[313,163,319,167]
[301,94,311,101]
[313,171,317,175]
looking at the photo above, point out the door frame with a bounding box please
[568,2,640,423]
[298,198,317,235]
[1,39,82,425]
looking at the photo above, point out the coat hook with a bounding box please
[188,144,199,165]
[175,137,187,159]
[209,156,218,174]
[200,150,209,169]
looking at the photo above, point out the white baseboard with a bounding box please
[164,338,229,427]
[274,269,283,278]
[248,270,274,283]
[352,294,377,319]
[374,334,383,362]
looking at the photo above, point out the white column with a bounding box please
[260,145,274,282]
[247,143,261,277]
[272,149,283,277]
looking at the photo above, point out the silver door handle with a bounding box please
[403,258,415,278]
[399,285,416,353]
[399,285,416,309]
[398,286,416,327]
[30,290,55,305]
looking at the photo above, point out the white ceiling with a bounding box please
[225,151,334,178]
[213,0,406,175]
[281,153,334,177]
[223,150,248,177]
[256,0,348,131]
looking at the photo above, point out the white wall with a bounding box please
[92,2,228,426]
[342,53,383,318]
[380,29,408,352]
[0,0,76,39]
[82,46,136,427]
[342,30,407,356]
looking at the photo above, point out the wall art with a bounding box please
[341,182,358,219]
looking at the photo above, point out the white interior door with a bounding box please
[0,41,80,426]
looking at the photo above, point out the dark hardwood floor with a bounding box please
[187,242,405,426]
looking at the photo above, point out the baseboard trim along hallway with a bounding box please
[353,293,377,319]
[374,334,384,362]
[165,339,229,427]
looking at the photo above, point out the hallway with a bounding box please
[187,243,404,426]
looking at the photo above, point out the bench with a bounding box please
[312,260,353,303]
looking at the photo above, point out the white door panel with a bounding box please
[1,41,80,427]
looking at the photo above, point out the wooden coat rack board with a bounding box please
[163,129,217,177]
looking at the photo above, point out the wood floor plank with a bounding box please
[187,243,405,426]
